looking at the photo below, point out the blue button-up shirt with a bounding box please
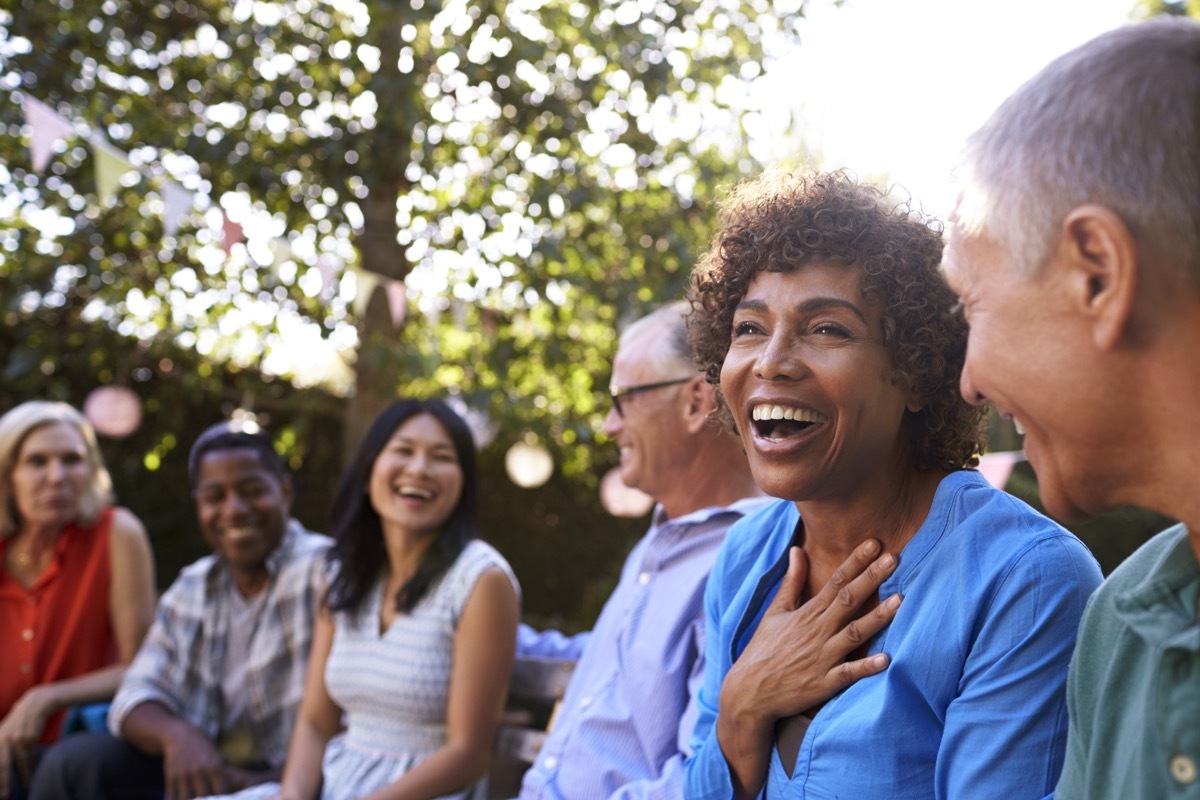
[519,496,770,800]
[686,471,1103,799]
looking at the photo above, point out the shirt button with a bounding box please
[22,628,34,641]
[1170,754,1197,785]
[579,696,592,708]
[19,663,31,674]
[638,571,650,585]
[543,756,558,770]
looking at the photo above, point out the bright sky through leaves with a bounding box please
[751,0,1135,216]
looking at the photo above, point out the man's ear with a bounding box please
[1059,205,1138,351]
[278,473,295,508]
[683,376,715,434]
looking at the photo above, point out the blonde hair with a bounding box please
[0,401,114,538]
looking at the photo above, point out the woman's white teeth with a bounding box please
[1013,418,1026,436]
[751,405,823,423]
[399,486,433,499]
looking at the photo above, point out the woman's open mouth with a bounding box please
[750,404,826,443]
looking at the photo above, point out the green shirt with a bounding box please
[1056,523,1200,799]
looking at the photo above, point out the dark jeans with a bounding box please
[28,732,164,800]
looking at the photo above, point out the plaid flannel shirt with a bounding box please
[108,520,330,767]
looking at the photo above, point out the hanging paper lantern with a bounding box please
[505,439,554,488]
[83,386,143,438]
[599,467,655,518]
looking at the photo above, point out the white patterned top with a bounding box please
[203,538,519,800]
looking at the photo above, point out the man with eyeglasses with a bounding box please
[517,301,767,800]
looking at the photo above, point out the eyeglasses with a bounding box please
[609,377,694,418]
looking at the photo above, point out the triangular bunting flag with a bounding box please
[221,214,244,255]
[91,139,134,205]
[385,279,407,328]
[161,181,194,237]
[22,96,74,173]
[315,256,340,301]
[269,236,293,264]
[352,270,379,317]
[977,450,1025,489]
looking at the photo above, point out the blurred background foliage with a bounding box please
[1135,0,1200,17]
[0,0,1188,630]
[0,0,810,629]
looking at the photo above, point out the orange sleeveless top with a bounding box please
[0,507,116,742]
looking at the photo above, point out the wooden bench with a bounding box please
[488,656,576,797]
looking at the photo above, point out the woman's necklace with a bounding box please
[8,537,46,570]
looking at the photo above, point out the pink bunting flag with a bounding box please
[385,279,407,328]
[22,96,74,173]
[977,450,1025,489]
[161,181,194,237]
[221,214,244,255]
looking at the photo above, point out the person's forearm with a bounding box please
[27,663,127,714]
[225,764,284,793]
[516,623,590,661]
[119,701,199,756]
[359,741,488,800]
[715,668,775,800]
[275,722,333,800]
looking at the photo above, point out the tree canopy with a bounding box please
[1,0,808,477]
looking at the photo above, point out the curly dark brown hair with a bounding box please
[687,170,986,471]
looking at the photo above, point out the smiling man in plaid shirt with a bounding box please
[31,422,329,800]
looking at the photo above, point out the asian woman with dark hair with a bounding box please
[205,398,519,800]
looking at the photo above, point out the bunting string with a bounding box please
[15,92,408,328]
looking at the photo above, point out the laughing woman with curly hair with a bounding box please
[683,171,1102,800]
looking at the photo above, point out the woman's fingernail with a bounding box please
[880,553,896,569]
[872,654,889,668]
[863,539,880,555]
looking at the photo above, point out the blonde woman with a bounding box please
[0,402,155,799]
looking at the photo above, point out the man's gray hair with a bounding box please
[955,17,1200,283]
[619,301,695,375]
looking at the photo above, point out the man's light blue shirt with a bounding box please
[686,471,1103,799]
[518,496,770,800]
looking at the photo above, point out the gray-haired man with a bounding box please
[940,18,1200,799]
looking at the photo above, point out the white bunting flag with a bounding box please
[352,270,379,317]
[269,236,293,265]
[161,181,194,237]
[315,255,340,301]
[91,139,134,205]
[22,96,74,173]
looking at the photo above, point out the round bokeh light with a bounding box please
[83,386,143,439]
[599,467,655,518]
[505,440,554,488]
